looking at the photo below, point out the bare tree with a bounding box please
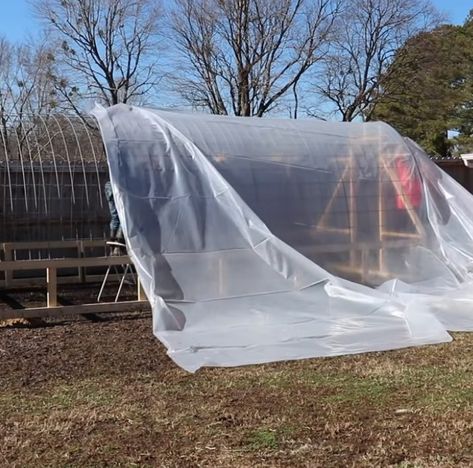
[0,38,56,118]
[316,0,440,121]
[0,37,58,154]
[34,0,163,108]
[171,0,341,117]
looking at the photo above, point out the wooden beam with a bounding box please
[81,240,108,249]
[348,154,357,266]
[316,164,351,230]
[381,231,421,239]
[46,267,58,307]
[78,241,85,283]
[314,227,351,234]
[0,255,132,272]
[333,263,417,283]
[2,239,107,251]
[0,273,125,289]
[3,243,12,288]
[0,300,150,320]
[137,279,147,302]
[378,149,384,272]
[297,239,421,255]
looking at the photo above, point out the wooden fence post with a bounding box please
[137,279,147,302]
[47,267,58,307]
[3,244,13,288]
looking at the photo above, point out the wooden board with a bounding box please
[0,255,132,271]
[0,300,151,320]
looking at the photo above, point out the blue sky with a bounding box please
[1,1,35,42]
[0,0,471,42]
[432,0,471,24]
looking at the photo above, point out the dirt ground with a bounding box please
[1,312,473,467]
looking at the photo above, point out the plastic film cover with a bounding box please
[92,104,473,372]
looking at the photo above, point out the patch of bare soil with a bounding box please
[1,315,473,467]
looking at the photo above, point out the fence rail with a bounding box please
[0,245,150,320]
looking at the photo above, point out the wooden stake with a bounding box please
[47,267,57,307]
[137,279,147,302]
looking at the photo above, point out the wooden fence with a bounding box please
[0,162,110,244]
[435,159,473,193]
[0,252,150,320]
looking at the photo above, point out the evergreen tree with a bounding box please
[374,22,473,157]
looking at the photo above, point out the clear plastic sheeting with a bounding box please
[91,104,473,372]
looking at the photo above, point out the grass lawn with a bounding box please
[1,315,473,467]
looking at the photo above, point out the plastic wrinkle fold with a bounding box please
[92,104,473,372]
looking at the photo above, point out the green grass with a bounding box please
[253,364,473,411]
[245,428,279,450]
[3,328,473,466]
[0,378,120,416]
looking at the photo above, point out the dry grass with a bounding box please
[1,317,473,467]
